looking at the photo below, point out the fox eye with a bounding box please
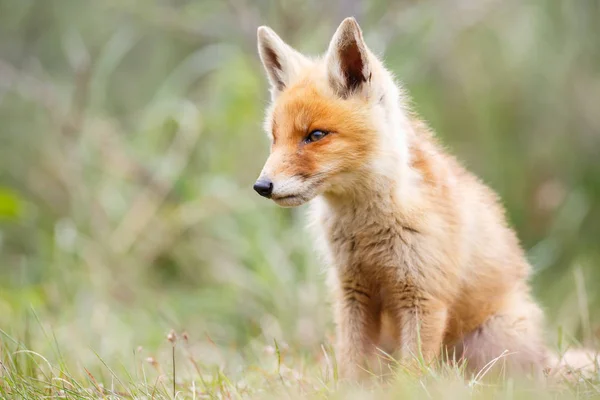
[305,130,329,143]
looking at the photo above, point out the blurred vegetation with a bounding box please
[0,0,599,396]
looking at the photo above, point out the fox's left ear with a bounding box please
[257,26,309,98]
[325,17,372,98]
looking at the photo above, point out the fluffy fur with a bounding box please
[255,17,595,381]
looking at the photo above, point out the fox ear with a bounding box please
[257,26,308,97]
[325,17,371,98]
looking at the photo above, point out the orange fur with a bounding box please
[255,18,596,381]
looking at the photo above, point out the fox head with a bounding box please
[254,17,410,207]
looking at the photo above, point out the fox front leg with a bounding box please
[333,284,382,381]
[397,304,448,369]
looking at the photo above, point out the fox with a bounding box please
[253,17,596,381]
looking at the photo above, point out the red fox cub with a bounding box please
[253,17,591,380]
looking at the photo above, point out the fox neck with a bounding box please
[322,89,421,215]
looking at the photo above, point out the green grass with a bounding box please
[1,323,600,399]
[1,0,600,398]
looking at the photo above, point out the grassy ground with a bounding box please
[1,1,600,398]
[2,325,600,399]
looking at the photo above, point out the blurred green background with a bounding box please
[1,0,599,378]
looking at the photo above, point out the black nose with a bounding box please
[253,179,273,198]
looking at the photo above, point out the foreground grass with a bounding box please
[2,326,599,400]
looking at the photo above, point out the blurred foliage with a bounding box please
[0,0,599,377]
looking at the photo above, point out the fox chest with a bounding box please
[315,201,463,309]
[324,218,420,280]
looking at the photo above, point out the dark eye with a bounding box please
[305,130,329,143]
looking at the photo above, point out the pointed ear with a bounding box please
[325,17,371,98]
[257,26,308,97]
